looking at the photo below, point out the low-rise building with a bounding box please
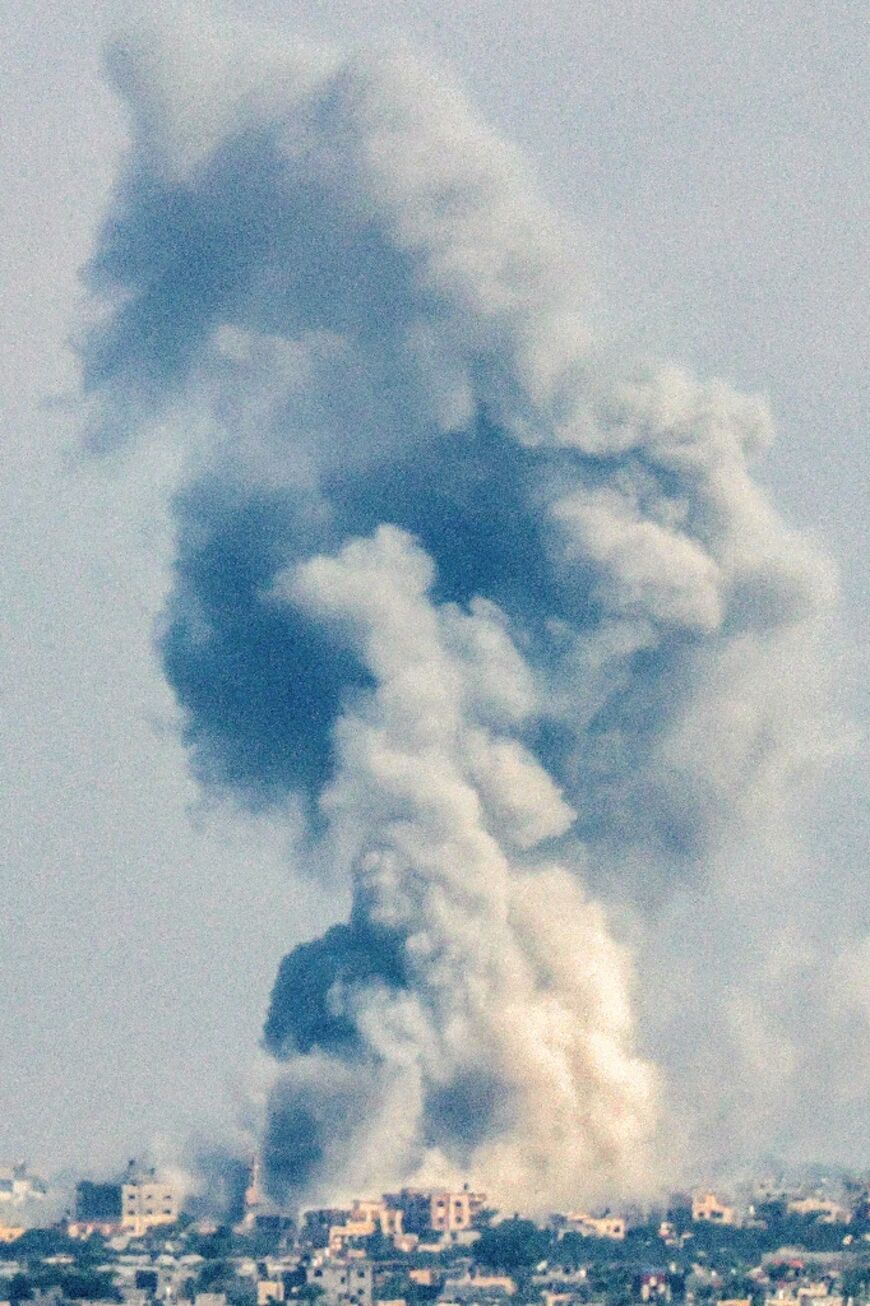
[532,1269,587,1288]
[304,1209,354,1249]
[328,1201,404,1252]
[638,1271,670,1301]
[409,1270,437,1287]
[392,1233,419,1254]
[67,1220,123,1239]
[787,1199,851,1224]
[692,1193,739,1226]
[565,1213,626,1240]
[257,1281,285,1305]
[442,1273,516,1299]
[540,1292,587,1306]
[120,1289,149,1306]
[0,1165,47,1206]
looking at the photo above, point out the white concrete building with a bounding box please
[307,1261,372,1306]
[0,1165,47,1206]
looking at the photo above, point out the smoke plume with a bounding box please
[80,21,849,1210]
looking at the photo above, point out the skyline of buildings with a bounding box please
[1,1159,868,1306]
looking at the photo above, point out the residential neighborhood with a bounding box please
[1,1165,868,1306]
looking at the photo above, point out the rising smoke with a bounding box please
[80,21,849,1211]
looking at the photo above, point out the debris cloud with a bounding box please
[82,20,842,1209]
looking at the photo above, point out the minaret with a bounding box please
[243,1153,262,1228]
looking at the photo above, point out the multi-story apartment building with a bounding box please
[384,1187,487,1237]
[307,1261,372,1306]
[429,1188,487,1234]
[121,1179,180,1235]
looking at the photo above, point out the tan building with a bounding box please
[392,1233,419,1254]
[67,1220,122,1240]
[0,1225,24,1244]
[787,1197,851,1224]
[121,1180,180,1235]
[443,1273,516,1297]
[257,1283,285,1306]
[350,1200,382,1226]
[328,1220,374,1254]
[328,1200,404,1252]
[566,1213,626,1240]
[429,1190,486,1234]
[692,1193,738,1226]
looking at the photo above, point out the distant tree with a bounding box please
[475,1218,550,1271]
[292,1284,325,1303]
[360,1229,394,1259]
[7,1273,34,1302]
[375,1273,408,1301]
[186,1226,235,1259]
[40,1270,121,1301]
[194,1259,236,1294]
[552,1232,590,1268]
[472,1207,500,1230]
[11,1229,75,1258]
[75,1182,122,1222]
[232,1225,285,1258]
[842,1266,870,1299]
[667,1207,693,1236]
[226,1282,256,1306]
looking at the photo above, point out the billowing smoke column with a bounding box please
[82,25,836,1209]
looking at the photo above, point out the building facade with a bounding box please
[429,1189,487,1234]
[121,1180,180,1235]
[307,1261,372,1306]
[692,1193,738,1226]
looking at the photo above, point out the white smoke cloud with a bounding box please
[271,525,659,1209]
[77,15,862,1208]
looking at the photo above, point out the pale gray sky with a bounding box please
[1,0,866,1179]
